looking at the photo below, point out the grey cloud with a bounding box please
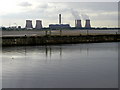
[59,2,118,12]
[90,12,118,21]
[37,3,48,9]
[18,2,32,7]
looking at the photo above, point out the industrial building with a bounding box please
[49,14,70,29]
[49,24,70,29]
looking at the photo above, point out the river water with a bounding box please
[2,42,118,88]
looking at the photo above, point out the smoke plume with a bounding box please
[71,9,80,20]
[81,14,89,20]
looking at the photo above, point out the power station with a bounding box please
[25,14,91,29]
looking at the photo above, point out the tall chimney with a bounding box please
[35,20,42,29]
[75,20,77,27]
[85,19,91,28]
[75,20,82,28]
[25,20,33,29]
[59,14,61,24]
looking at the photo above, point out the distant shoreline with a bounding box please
[2,29,119,37]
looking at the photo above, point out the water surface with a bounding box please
[2,42,118,88]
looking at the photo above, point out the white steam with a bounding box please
[71,9,80,20]
[71,9,90,20]
[81,14,89,20]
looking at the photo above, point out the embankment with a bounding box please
[2,34,120,46]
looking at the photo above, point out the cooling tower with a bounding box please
[75,20,82,28]
[59,14,61,24]
[35,20,42,29]
[25,20,33,29]
[85,19,91,28]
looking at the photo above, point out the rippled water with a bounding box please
[2,42,118,88]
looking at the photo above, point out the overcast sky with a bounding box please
[0,0,119,28]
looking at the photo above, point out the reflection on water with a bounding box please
[2,42,118,88]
